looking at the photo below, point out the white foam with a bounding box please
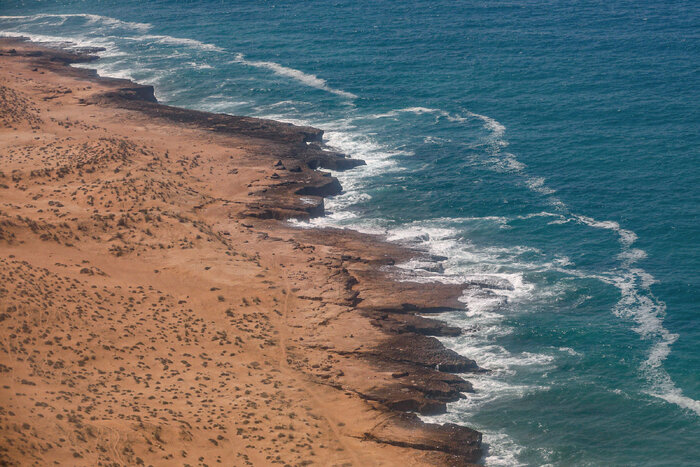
[0,13,152,32]
[557,346,581,356]
[466,110,506,138]
[592,248,697,416]
[648,388,700,416]
[569,213,694,415]
[232,53,356,99]
[250,115,406,196]
[326,105,697,427]
[367,218,563,446]
[133,34,223,52]
[245,112,407,232]
[502,153,526,171]
[0,31,122,60]
[480,432,528,467]
[201,99,252,113]
[423,135,452,144]
[575,214,638,247]
[298,197,318,205]
[364,106,472,124]
[617,248,647,264]
[262,99,312,109]
[367,107,437,118]
[188,61,213,69]
[460,109,570,208]
[421,372,547,466]
[547,217,573,225]
[456,109,697,418]
[84,61,136,80]
[526,176,556,195]
[642,337,700,416]
[516,211,561,219]
[275,101,698,441]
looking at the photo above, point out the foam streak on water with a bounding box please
[459,108,699,417]
[0,13,152,31]
[232,53,357,99]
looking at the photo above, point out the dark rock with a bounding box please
[368,312,462,337]
[104,85,157,103]
[364,412,482,463]
[295,177,342,197]
[374,334,480,373]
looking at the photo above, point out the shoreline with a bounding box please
[0,37,484,465]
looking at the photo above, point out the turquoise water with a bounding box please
[2,1,698,465]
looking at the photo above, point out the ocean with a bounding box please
[1,1,698,465]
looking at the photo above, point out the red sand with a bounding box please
[0,38,482,466]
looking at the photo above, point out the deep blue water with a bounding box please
[2,1,698,465]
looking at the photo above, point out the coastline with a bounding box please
[0,36,483,466]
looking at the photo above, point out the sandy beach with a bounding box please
[0,37,482,466]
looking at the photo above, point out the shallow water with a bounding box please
[2,1,698,464]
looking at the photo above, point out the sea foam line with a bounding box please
[232,53,357,100]
[472,110,699,416]
[133,34,223,52]
[0,30,118,53]
[0,13,222,54]
[0,13,152,32]
[367,106,468,122]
